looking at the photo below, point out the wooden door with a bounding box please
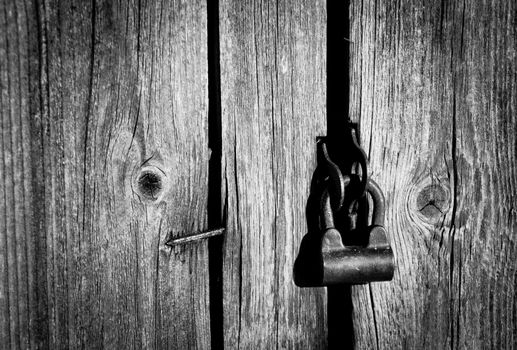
[1,0,516,349]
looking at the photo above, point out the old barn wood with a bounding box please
[0,0,212,348]
[1,0,516,349]
[349,0,517,348]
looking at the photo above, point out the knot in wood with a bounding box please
[135,166,166,202]
[416,183,450,221]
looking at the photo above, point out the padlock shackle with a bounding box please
[320,189,333,230]
[320,176,352,230]
[366,179,385,227]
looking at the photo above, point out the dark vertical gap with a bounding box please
[326,1,355,349]
[326,0,358,176]
[327,0,350,168]
[207,0,224,348]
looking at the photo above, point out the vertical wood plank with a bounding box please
[350,0,517,348]
[0,0,211,348]
[0,1,48,348]
[219,0,328,348]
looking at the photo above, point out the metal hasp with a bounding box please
[320,179,394,285]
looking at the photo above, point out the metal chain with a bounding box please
[317,124,369,215]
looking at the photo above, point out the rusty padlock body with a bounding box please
[320,179,395,285]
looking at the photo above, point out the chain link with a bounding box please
[317,125,369,214]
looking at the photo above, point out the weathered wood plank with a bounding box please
[350,0,517,348]
[0,1,47,348]
[0,0,211,348]
[219,0,328,348]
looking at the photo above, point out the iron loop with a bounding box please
[318,139,346,211]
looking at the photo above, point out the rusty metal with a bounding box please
[317,132,367,210]
[318,139,346,211]
[165,228,225,247]
[295,131,395,286]
[295,179,394,286]
[319,179,394,285]
[346,125,368,199]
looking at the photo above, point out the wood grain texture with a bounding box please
[0,0,211,349]
[219,0,328,348]
[350,0,517,348]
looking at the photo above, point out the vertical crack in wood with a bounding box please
[449,1,466,348]
[154,218,163,349]
[271,2,280,349]
[134,220,142,348]
[82,0,96,239]
[368,284,380,350]
[128,0,143,159]
[455,3,466,350]
[233,132,243,350]
[449,88,457,350]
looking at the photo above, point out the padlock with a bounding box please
[294,179,395,287]
[320,179,395,285]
